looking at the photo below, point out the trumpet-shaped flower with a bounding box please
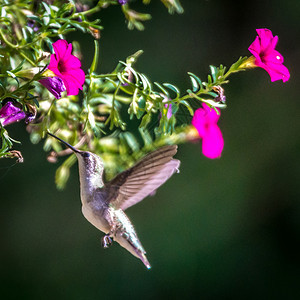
[248,28,290,82]
[39,76,66,99]
[0,101,34,127]
[191,104,224,159]
[44,40,85,97]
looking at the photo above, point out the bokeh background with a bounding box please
[1,0,299,299]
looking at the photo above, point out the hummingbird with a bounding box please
[47,132,180,269]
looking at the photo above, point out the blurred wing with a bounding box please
[106,145,180,211]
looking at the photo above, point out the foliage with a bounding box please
[0,0,251,188]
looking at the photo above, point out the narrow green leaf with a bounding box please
[11,59,25,73]
[138,127,152,146]
[42,2,52,15]
[123,132,139,152]
[139,113,151,129]
[210,65,218,82]
[187,72,203,92]
[6,71,19,86]
[163,83,180,99]
[154,82,169,96]
[180,100,194,116]
[139,73,152,92]
[207,74,212,84]
[89,40,99,74]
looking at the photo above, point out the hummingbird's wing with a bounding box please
[106,145,180,211]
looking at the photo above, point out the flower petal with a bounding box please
[61,68,85,86]
[262,62,290,82]
[39,77,66,99]
[256,28,274,51]
[52,40,69,61]
[61,69,85,95]
[248,36,263,58]
[203,103,220,123]
[0,102,27,127]
[63,54,82,70]
[191,107,207,138]
[48,54,58,70]
[0,101,21,117]
[1,111,26,126]
[202,124,224,159]
[263,49,284,64]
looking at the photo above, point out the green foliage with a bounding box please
[0,0,249,189]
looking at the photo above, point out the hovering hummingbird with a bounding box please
[47,132,180,269]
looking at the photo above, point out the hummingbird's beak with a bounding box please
[47,132,81,154]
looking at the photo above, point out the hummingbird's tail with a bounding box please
[134,249,151,270]
[114,231,151,269]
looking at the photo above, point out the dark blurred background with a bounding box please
[1,0,299,299]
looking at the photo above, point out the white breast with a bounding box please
[81,205,110,234]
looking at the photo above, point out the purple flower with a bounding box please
[0,101,26,127]
[164,103,172,120]
[248,28,290,82]
[39,76,66,99]
[191,104,224,159]
[45,40,85,97]
[118,0,128,4]
[27,19,39,32]
[162,96,172,120]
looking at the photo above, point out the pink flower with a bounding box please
[191,104,224,159]
[0,101,34,126]
[248,28,290,82]
[47,40,85,96]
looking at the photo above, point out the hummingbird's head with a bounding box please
[47,132,104,179]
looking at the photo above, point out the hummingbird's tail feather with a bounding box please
[114,230,151,269]
[137,251,151,269]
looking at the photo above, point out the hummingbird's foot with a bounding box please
[101,235,113,248]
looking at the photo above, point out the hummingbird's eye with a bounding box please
[82,152,90,158]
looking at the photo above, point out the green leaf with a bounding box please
[42,2,52,15]
[45,38,54,53]
[89,40,99,74]
[43,16,50,26]
[139,73,151,92]
[163,83,180,99]
[154,82,169,96]
[201,99,227,109]
[207,74,212,84]
[6,71,19,86]
[210,65,218,82]
[11,59,25,73]
[161,0,184,14]
[55,164,70,189]
[122,132,139,152]
[28,15,43,25]
[139,113,151,129]
[180,100,194,116]
[138,127,152,146]
[87,106,100,137]
[32,97,40,108]
[187,72,203,92]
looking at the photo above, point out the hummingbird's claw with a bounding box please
[101,235,113,248]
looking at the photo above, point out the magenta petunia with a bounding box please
[248,28,290,82]
[47,39,85,96]
[191,104,224,159]
[39,76,66,99]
